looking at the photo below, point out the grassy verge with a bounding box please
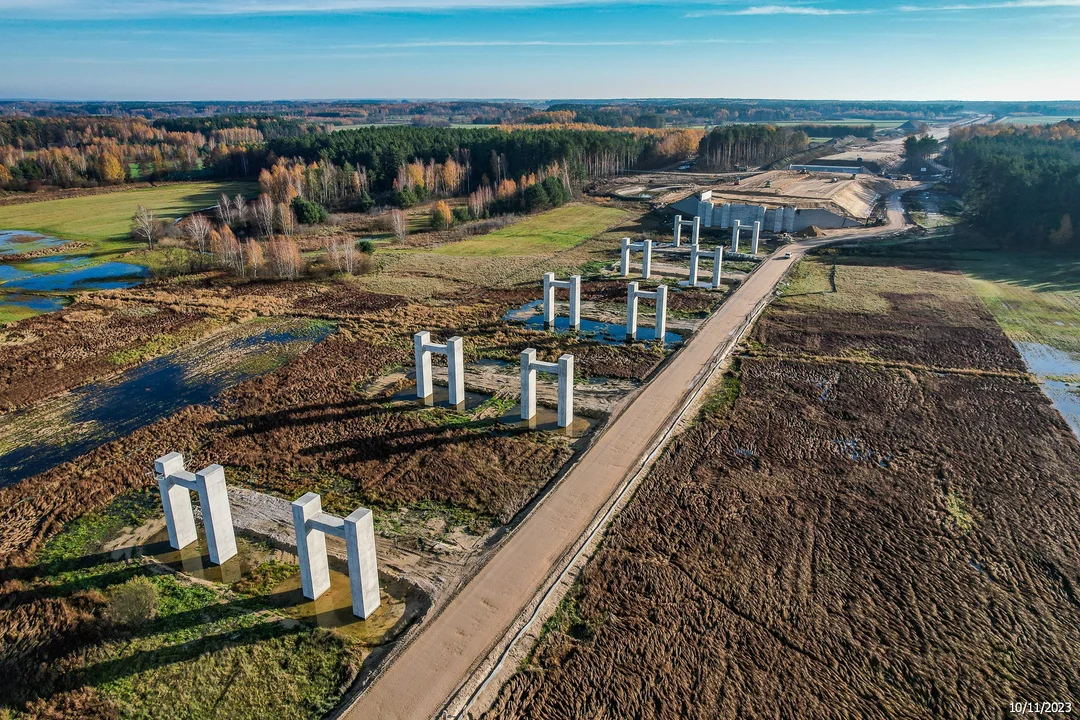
[432,204,626,257]
[524,582,599,667]
[699,365,742,419]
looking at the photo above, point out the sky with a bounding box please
[1,0,1078,101]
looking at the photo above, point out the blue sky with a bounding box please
[1,0,1078,101]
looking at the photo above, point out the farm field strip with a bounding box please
[431,204,626,257]
[954,252,1080,356]
[997,115,1078,125]
[481,247,1080,719]
[767,119,909,129]
[0,181,256,249]
[953,247,1080,439]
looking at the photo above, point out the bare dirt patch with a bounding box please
[485,248,1080,719]
[487,354,1080,719]
[756,252,1025,372]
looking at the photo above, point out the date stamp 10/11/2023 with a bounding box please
[1010,702,1073,715]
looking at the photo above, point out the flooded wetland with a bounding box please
[0,200,728,717]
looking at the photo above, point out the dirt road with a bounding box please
[344,193,909,720]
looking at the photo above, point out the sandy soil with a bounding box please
[218,486,487,610]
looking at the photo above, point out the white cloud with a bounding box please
[687,3,876,16]
[899,0,1080,10]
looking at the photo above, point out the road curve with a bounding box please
[345,192,909,720]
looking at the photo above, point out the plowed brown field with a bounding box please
[485,249,1080,719]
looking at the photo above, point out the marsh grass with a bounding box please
[15,492,363,720]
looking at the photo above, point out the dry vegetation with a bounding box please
[0,202,677,567]
[0,304,219,411]
[0,288,574,567]
[0,199,741,716]
[486,248,1080,719]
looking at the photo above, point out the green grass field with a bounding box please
[433,204,625,257]
[955,251,1080,355]
[997,115,1077,126]
[0,181,256,254]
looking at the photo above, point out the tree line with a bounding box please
[696,125,810,171]
[0,118,700,194]
[948,121,1080,251]
[544,100,964,126]
[0,116,269,188]
[264,125,687,193]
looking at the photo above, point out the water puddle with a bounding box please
[497,404,596,438]
[111,518,416,646]
[1014,341,1080,440]
[0,264,34,283]
[1,229,151,320]
[1,260,150,292]
[504,299,682,345]
[0,293,70,314]
[0,230,67,256]
[390,382,493,412]
[0,318,336,486]
[25,254,95,270]
[1015,342,1080,377]
[113,523,272,586]
[270,571,413,644]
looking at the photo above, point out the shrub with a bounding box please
[105,575,159,627]
[354,190,375,213]
[356,239,375,254]
[291,196,329,225]
[523,183,551,212]
[431,200,453,230]
[393,187,417,208]
[452,206,471,224]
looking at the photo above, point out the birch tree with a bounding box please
[216,193,233,226]
[266,236,302,279]
[252,193,275,238]
[326,236,358,275]
[245,241,264,278]
[275,202,295,236]
[181,213,212,253]
[131,206,161,250]
[231,194,248,227]
[389,209,408,244]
